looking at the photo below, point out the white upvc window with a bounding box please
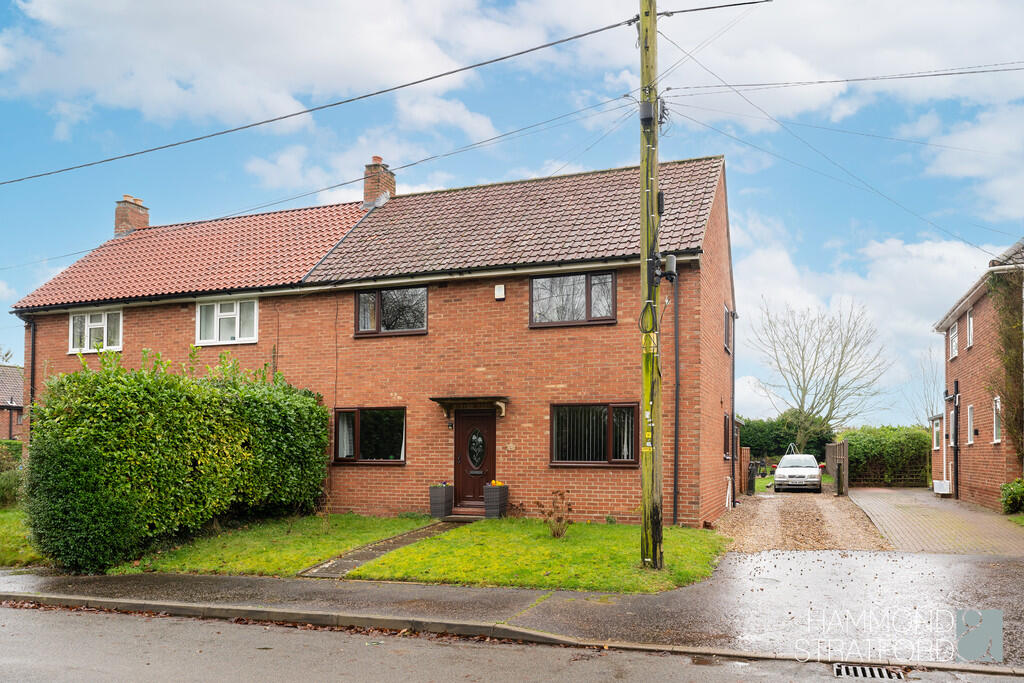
[69,309,122,353]
[949,409,956,446]
[948,322,959,359]
[966,404,974,444]
[932,418,942,450]
[966,308,974,348]
[196,299,258,345]
[993,396,1002,443]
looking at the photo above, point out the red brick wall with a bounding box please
[696,171,736,524]
[22,243,734,526]
[938,291,1023,510]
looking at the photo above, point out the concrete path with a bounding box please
[850,488,1024,556]
[3,549,1023,670]
[2,607,1009,682]
[301,521,460,578]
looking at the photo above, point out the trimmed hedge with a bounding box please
[26,352,328,573]
[839,425,930,487]
[0,439,20,471]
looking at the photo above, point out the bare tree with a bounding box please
[750,299,892,451]
[903,345,944,427]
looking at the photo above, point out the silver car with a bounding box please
[773,453,822,493]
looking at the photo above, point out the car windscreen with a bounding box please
[778,454,818,468]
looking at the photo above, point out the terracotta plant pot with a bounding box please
[429,486,454,518]
[483,484,508,519]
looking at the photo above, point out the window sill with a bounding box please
[549,461,638,469]
[354,329,428,338]
[332,459,406,466]
[992,440,1002,445]
[195,339,258,347]
[68,347,122,355]
[723,455,732,461]
[530,319,617,329]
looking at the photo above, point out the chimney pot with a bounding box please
[363,156,396,208]
[115,195,150,237]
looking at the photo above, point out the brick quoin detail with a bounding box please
[22,172,735,527]
[935,292,1023,511]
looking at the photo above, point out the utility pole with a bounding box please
[638,0,663,570]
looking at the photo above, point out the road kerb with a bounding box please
[0,591,1019,676]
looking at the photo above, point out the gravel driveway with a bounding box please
[715,485,892,552]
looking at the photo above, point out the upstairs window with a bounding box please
[967,308,974,348]
[724,306,732,353]
[356,287,427,336]
[69,310,122,353]
[948,322,959,359]
[197,300,257,345]
[335,408,406,463]
[550,403,637,465]
[530,272,615,326]
[994,397,1002,443]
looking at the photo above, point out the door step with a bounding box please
[443,509,484,523]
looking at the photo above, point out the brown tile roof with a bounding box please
[13,203,367,310]
[305,156,724,283]
[0,365,23,407]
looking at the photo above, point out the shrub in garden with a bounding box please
[26,351,328,572]
[1001,478,1024,514]
[535,490,573,538]
[839,425,930,486]
[0,439,20,471]
[0,468,20,506]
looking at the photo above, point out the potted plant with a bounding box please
[484,480,508,519]
[429,482,454,518]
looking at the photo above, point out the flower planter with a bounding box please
[483,484,508,519]
[429,486,454,518]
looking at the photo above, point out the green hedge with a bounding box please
[839,425,931,487]
[26,352,328,573]
[0,439,20,471]
[1001,478,1024,514]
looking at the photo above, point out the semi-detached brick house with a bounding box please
[12,155,738,526]
[931,239,1024,511]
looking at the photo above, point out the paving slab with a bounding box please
[850,487,1024,555]
[301,521,460,578]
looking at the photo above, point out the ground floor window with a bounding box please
[550,403,637,465]
[335,408,406,463]
[932,417,942,450]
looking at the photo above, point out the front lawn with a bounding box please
[756,476,774,493]
[348,518,728,593]
[1011,514,1024,528]
[0,507,45,568]
[110,513,431,577]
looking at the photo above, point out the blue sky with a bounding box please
[1,1,1021,423]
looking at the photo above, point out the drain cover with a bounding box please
[832,663,905,679]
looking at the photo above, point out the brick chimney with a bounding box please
[115,195,149,236]
[362,156,395,208]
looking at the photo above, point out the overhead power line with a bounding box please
[658,30,1000,256]
[0,0,764,189]
[663,60,1024,97]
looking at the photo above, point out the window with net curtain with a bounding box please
[551,403,637,464]
[197,300,257,344]
[69,310,121,352]
[531,272,615,325]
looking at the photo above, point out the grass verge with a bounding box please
[110,513,431,577]
[348,518,728,593]
[1010,514,1024,528]
[0,507,45,567]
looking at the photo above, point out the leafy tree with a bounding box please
[739,409,833,460]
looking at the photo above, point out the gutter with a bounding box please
[934,261,1024,332]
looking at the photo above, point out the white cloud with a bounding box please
[736,374,778,420]
[0,280,16,301]
[394,94,497,141]
[897,111,942,139]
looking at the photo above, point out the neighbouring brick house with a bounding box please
[0,364,24,441]
[931,239,1024,511]
[12,155,738,526]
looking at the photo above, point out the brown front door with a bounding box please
[454,410,496,507]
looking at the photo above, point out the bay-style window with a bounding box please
[69,309,122,353]
[550,403,637,465]
[335,408,406,463]
[530,272,615,326]
[196,299,257,345]
[356,286,427,336]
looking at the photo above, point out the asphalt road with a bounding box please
[0,607,1009,682]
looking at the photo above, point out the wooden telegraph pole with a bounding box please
[638,0,663,569]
